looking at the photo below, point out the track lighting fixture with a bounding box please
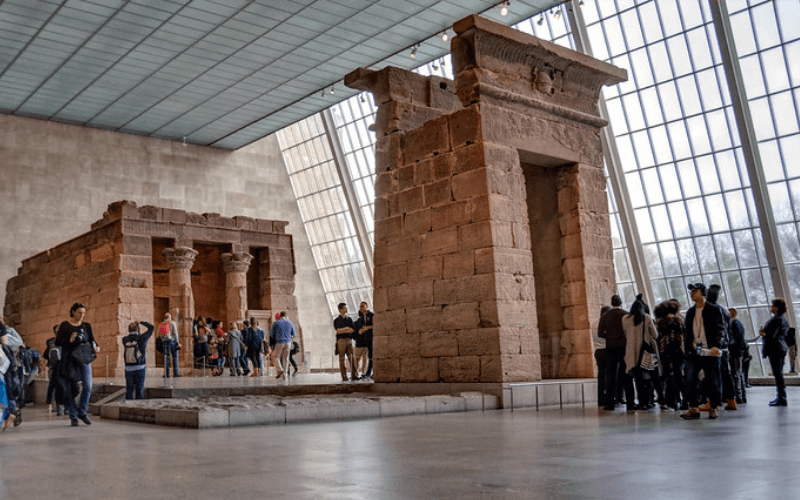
[440,57,446,67]
[182,136,187,147]
[360,93,366,103]
[432,60,439,71]
[410,44,418,59]
[553,8,561,20]
[441,31,449,43]
[320,90,325,98]
[579,0,584,6]
[330,85,335,95]
[537,14,544,26]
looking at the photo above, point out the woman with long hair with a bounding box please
[760,297,790,406]
[654,300,687,410]
[623,295,661,412]
[55,302,98,427]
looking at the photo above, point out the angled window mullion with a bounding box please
[709,0,796,321]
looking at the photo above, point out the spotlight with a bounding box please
[537,15,544,26]
[360,93,366,103]
[432,61,439,71]
[579,0,584,6]
[441,31,449,43]
[182,136,187,147]
[320,91,325,98]
[410,44,418,59]
[440,57,446,67]
[499,1,509,16]
[553,8,561,19]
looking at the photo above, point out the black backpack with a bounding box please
[787,327,797,348]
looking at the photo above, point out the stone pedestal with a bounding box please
[346,15,626,383]
[163,246,198,366]
[221,252,253,326]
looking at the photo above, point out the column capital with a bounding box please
[162,247,198,270]
[221,252,254,273]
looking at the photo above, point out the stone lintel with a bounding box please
[451,14,627,124]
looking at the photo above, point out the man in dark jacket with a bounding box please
[246,319,266,377]
[598,295,634,411]
[681,283,727,420]
[706,284,738,411]
[728,308,747,403]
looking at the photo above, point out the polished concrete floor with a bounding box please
[1,385,797,499]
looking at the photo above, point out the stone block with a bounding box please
[452,168,489,200]
[424,395,468,414]
[400,356,439,382]
[376,236,420,266]
[120,235,152,257]
[404,115,450,164]
[163,208,187,224]
[406,255,442,282]
[375,133,403,171]
[423,178,452,207]
[443,251,475,279]
[441,302,480,330]
[90,243,115,263]
[154,409,201,428]
[380,397,427,417]
[433,274,496,304]
[374,358,401,382]
[406,306,442,333]
[375,171,397,197]
[421,228,458,256]
[480,354,540,382]
[457,328,501,356]
[397,164,415,191]
[392,333,421,358]
[229,406,286,426]
[439,356,481,383]
[197,409,230,429]
[451,142,487,176]
[373,309,406,336]
[403,209,432,235]
[374,262,407,287]
[512,222,532,250]
[495,274,536,302]
[387,281,433,309]
[118,255,152,273]
[284,400,381,423]
[474,247,534,275]
[373,287,388,312]
[560,283,588,310]
[375,215,403,242]
[479,300,538,329]
[449,105,483,148]
[419,331,458,357]
[490,196,529,224]
[458,221,512,252]
[413,159,434,186]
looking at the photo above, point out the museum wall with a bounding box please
[0,113,333,369]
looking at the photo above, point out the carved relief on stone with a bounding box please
[221,252,254,274]
[163,247,198,270]
[532,65,563,96]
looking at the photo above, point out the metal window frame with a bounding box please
[709,0,796,324]
[321,107,375,283]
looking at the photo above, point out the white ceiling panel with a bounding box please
[0,0,562,149]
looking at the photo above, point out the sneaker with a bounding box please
[78,414,92,425]
[660,405,673,412]
[680,409,701,420]
[173,373,181,378]
[708,408,718,419]
[71,419,79,427]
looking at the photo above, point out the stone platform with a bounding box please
[31,373,600,428]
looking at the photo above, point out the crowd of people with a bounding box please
[595,283,793,419]
[190,313,299,379]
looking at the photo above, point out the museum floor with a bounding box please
[1,385,796,499]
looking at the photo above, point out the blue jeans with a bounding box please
[125,369,146,400]
[68,363,92,419]
[685,355,721,409]
[164,341,179,375]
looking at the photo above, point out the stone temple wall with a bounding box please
[346,15,626,383]
[4,200,299,377]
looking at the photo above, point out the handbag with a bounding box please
[72,342,97,365]
[638,321,657,371]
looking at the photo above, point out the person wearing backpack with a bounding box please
[158,313,181,378]
[122,321,154,400]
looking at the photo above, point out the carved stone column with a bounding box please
[221,252,253,326]
[163,246,198,367]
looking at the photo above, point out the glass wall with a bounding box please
[728,0,800,328]
[276,0,800,378]
[276,115,372,313]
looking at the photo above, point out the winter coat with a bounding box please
[623,313,661,376]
